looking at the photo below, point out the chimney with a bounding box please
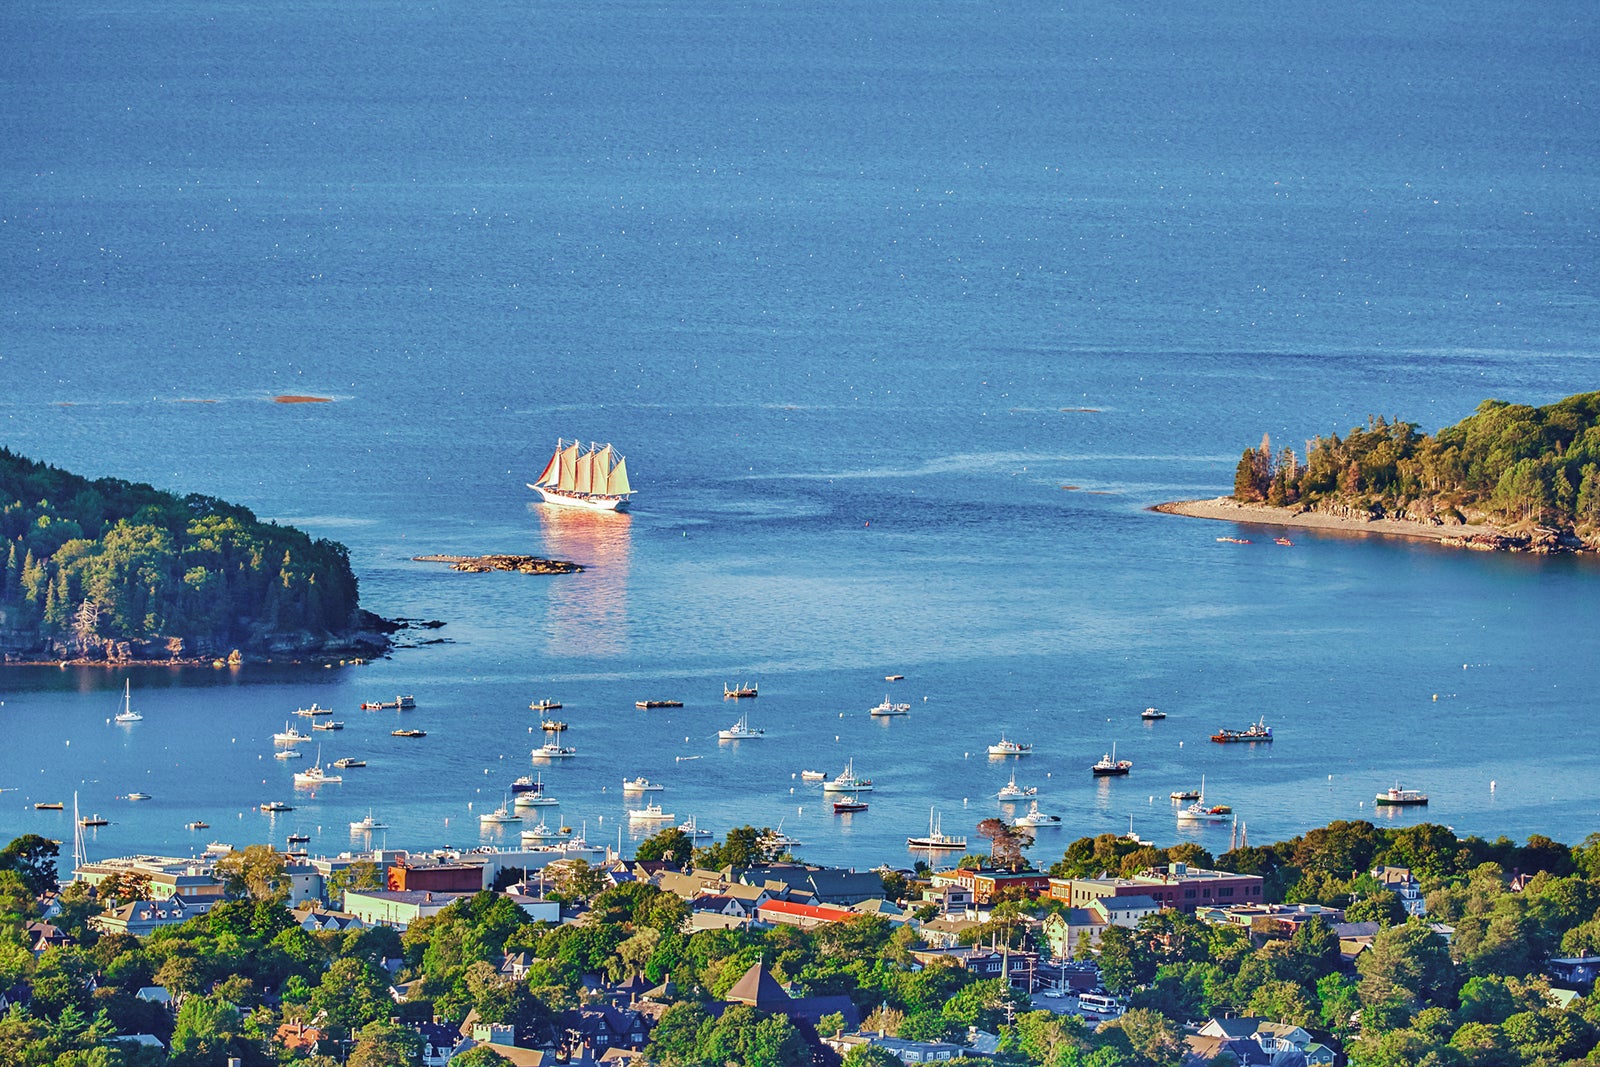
[425,892,432,902]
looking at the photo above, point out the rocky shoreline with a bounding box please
[1152,497,1593,555]
[413,554,583,575]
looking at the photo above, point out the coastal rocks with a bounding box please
[1439,527,1584,554]
[413,554,583,575]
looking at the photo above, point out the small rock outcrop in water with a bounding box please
[413,554,583,575]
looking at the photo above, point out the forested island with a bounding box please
[0,448,391,664]
[1195,392,1600,552]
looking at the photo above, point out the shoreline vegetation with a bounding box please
[1160,391,1600,554]
[413,553,583,575]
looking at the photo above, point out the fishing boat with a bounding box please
[724,682,758,699]
[636,699,683,709]
[529,699,562,711]
[822,759,873,793]
[113,680,143,722]
[988,736,1033,757]
[478,798,521,824]
[907,807,967,850]
[528,439,635,511]
[800,770,826,781]
[678,815,713,839]
[391,728,426,738]
[541,720,568,732]
[332,758,365,769]
[293,748,343,787]
[622,776,664,793]
[294,703,334,717]
[628,802,674,823]
[78,813,109,827]
[996,770,1039,801]
[1176,776,1232,823]
[1140,706,1167,720]
[514,790,559,808]
[259,800,294,813]
[274,749,304,760]
[833,795,869,814]
[350,811,388,832]
[1091,744,1133,777]
[186,820,209,830]
[532,741,576,759]
[1375,784,1429,806]
[1012,800,1061,828]
[312,719,345,731]
[521,821,572,844]
[718,714,765,740]
[34,802,63,810]
[1211,717,1273,743]
[273,722,312,744]
[1170,786,1201,801]
[869,695,911,716]
[510,774,542,794]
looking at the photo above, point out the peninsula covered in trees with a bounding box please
[0,448,391,663]
[1230,392,1600,547]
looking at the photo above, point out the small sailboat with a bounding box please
[1176,775,1232,823]
[293,746,343,787]
[113,680,142,723]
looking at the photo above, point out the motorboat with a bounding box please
[1176,777,1232,823]
[391,728,426,738]
[274,749,304,760]
[113,680,143,722]
[833,795,869,814]
[510,774,542,794]
[350,811,388,832]
[126,792,151,801]
[1375,784,1429,806]
[204,841,233,855]
[478,800,521,824]
[717,714,765,740]
[869,695,910,716]
[1170,787,1201,800]
[988,736,1033,757]
[822,759,873,793]
[759,822,803,850]
[273,721,312,744]
[1091,744,1132,777]
[259,801,294,812]
[521,821,572,844]
[541,720,567,732]
[186,820,209,830]
[333,758,365,768]
[532,741,576,758]
[996,769,1038,801]
[907,807,966,850]
[800,769,826,781]
[1141,706,1166,720]
[622,776,664,793]
[1013,800,1061,827]
[514,790,559,808]
[628,802,675,823]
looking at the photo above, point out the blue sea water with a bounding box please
[1,0,1598,868]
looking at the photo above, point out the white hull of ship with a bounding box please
[528,484,630,512]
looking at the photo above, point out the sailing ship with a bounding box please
[528,439,635,511]
[113,680,142,722]
[907,807,967,850]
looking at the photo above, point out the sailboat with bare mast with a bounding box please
[528,440,634,512]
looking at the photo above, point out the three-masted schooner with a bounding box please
[528,440,634,511]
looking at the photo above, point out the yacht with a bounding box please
[628,802,675,823]
[987,736,1033,757]
[717,714,765,740]
[350,811,388,832]
[1091,744,1132,777]
[621,776,664,793]
[113,680,143,722]
[532,741,576,759]
[822,759,873,793]
[996,769,1038,801]
[293,748,343,787]
[869,695,910,716]
[907,807,967,850]
[521,821,572,844]
[1012,800,1061,827]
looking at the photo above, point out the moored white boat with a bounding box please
[1375,784,1429,806]
[478,798,521,824]
[293,747,343,787]
[113,680,143,723]
[273,721,312,744]
[822,759,873,793]
[987,736,1033,757]
[869,695,910,716]
[622,776,664,793]
[514,790,559,808]
[1091,743,1132,777]
[532,741,577,759]
[1013,800,1061,827]
[678,815,713,839]
[628,802,674,822]
[521,820,573,844]
[717,714,765,740]
[350,811,387,832]
[907,806,966,850]
[996,769,1038,801]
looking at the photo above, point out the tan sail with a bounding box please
[591,446,613,495]
[558,442,579,491]
[608,455,631,495]
[574,449,594,494]
[535,446,561,487]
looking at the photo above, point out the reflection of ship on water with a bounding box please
[536,506,632,656]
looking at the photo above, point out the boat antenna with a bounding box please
[72,791,88,874]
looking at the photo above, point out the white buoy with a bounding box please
[1490,780,1497,791]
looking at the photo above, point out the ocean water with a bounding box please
[1,0,1597,869]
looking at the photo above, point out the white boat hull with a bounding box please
[528,485,630,512]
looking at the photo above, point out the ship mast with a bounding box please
[72,791,87,875]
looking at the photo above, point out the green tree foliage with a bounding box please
[0,448,368,654]
[0,835,59,896]
[1229,393,1600,533]
[635,826,694,865]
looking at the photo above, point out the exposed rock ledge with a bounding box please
[413,554,583,574]
[1152,498,1592,554]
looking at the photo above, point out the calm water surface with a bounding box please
[1,0,1597,867]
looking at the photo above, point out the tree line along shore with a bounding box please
[1161,391,1600,554]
